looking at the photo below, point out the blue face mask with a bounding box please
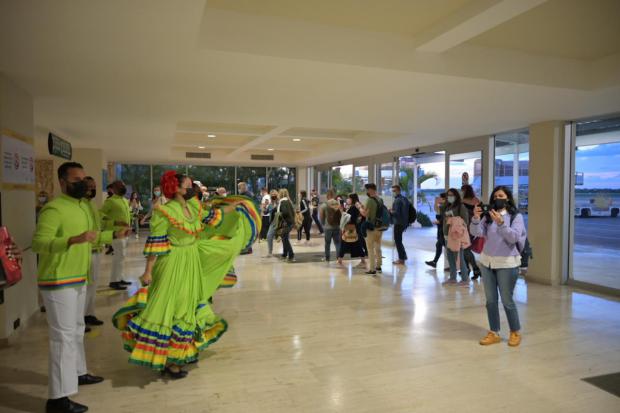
[154,191,161,197]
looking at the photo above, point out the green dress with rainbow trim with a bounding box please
[112,196,260,370]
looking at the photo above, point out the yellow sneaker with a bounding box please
[479,331,501,346]
[508,331,522,347]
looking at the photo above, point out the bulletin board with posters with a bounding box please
[1,129,35,191]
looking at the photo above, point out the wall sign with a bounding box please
[1,130,35,190]
[48,132,72,160]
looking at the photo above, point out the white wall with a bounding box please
[0,74,38,341]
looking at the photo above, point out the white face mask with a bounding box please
[447,196,456,204]
[38,197,47,203]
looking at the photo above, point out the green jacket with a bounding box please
[33,194,114,290]
[86,199,107,252]
[101,195,131,231]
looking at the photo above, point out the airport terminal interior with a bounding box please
[0,1,619,412]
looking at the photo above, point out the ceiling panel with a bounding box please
[207,0,475,37]
[468,0,620,60]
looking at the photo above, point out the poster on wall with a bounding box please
[1,130,35,190]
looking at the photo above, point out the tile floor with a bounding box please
[0,234,619,413]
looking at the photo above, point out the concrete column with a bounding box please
[526,121,567,285]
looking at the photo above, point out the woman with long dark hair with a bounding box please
[461,184,482,280]
[337,193,367,267]
[297,190,312,244]
[471,186,526,347]
[113,171,259,378]
[441,188,471,286]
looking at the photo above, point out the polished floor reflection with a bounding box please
[1,236,619,413]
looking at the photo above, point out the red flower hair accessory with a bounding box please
[161,171,179,199]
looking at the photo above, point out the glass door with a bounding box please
[236,167,267,196]
[449,151,483,198]
[494,131,529,220]
[570,117,620,291]
[398,154,445,225]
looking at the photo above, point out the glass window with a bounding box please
[331,164,353,195]
[319,170,329,195]
[572,116,620,290]
[117,164,151,205]
[398,156,415,198]
[152,165,188,186]
[236,167,267,196]
[187,165,235,193]
[449,151,482,197]
[495,131,529,217]
[378,162,394,197]
[415,153,446,218]
[268,167,297,202]
[354,165,369,194]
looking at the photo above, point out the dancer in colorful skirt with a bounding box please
[113,171,260,379]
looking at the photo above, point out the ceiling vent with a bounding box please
[186,152,211,159]
[251,154,274,161]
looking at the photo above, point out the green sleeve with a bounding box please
[97,230,114,246]
[32,207,71,254]
[100,199,113,228]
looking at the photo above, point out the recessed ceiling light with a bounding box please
[292,138,301,142]
[267,148,274,151]
[198,146,206,149]
[207,134,216,138]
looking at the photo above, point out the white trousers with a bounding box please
[41,285,87,399]
[110,238,127,283]
[85,252,101,316]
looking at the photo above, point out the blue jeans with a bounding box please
[324,228,341,261]
[267,225,276,254]
[481,265,521,332]
[447,248,469,281]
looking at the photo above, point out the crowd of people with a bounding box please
[32,163,261,413]
[28,162,527,413]
[257,180,527,350]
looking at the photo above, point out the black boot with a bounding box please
[46,397,88,413]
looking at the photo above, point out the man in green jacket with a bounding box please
[33,162,129,413]
[101,180,131,290]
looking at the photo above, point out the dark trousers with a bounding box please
[281,225,294,259]
[312,210,324,234]
[432,224,444,263]
[393,224,407,261]
[297,216,312,241]
[260,216,270,240]
[463,246,480,274]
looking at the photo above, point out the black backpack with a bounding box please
[510,213,532,268]
[407,202,417,225]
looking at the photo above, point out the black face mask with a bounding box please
[182,188,196,200]
[107,191,113,197]
[493,199,508,210]
[67,180,88,199]
[118,186,127,196]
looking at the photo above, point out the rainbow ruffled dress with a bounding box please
[112,196,260,370]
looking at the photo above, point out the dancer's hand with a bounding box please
[69,231,98,246]
[140,272,152,286]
